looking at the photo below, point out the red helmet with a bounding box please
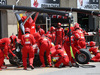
[55,45,62,50]
[10,35,17,43]
[90,41,96,46]
[50,26,55,31]
[25,28,30,33]
[57,22,61,26]
[74,23,80,30]
[37,25,40,28]
[33,32,41,41]
[10,35,17,40]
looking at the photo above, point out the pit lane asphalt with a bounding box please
[0,59,100,75]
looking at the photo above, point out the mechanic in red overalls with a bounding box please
[73,23,86,49]
[46,26,56,43]
[33,33,52,67]
[51,45,69,68]
[21,28,36,70]
[10,34,21,51]
[63,34,81,65]
[0,38,16,70]
[89,41,100,62]
[47,26,55,34]
[55,23,65,45]
[37,25,45,36]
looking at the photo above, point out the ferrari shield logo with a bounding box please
[26,39,29,41]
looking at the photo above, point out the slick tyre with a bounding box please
[75,49,91,64]
[8,50,17,65]
[8,50,22,66]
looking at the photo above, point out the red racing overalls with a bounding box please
[21,33,35,68]
[51,48,69,67]
[55,28,65,45]
[0,38,16,70]
[37,37,52,67]
[89,46,100,62]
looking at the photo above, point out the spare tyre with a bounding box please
[75,49,91,64]
[8,50,17,65]
[8,49,22,66]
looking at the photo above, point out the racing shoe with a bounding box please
[30,65,34,70]
[75,63,79,68]
[41,64,45,67]
[0,67,2,71]
[49,63,52,67]
[23,66,27,70]
[69,61,72,67]
[72,63,79,68]
[58,63,63,68]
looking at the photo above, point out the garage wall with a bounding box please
[7,0,17,37]
[7,10,18,37]
[0,10,8,38]
[60,0,77,23]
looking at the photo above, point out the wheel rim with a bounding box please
[78,53,87,62]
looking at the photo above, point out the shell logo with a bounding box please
[26,39,29,41]
[64,51,66,54]
[81,34,83,36]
